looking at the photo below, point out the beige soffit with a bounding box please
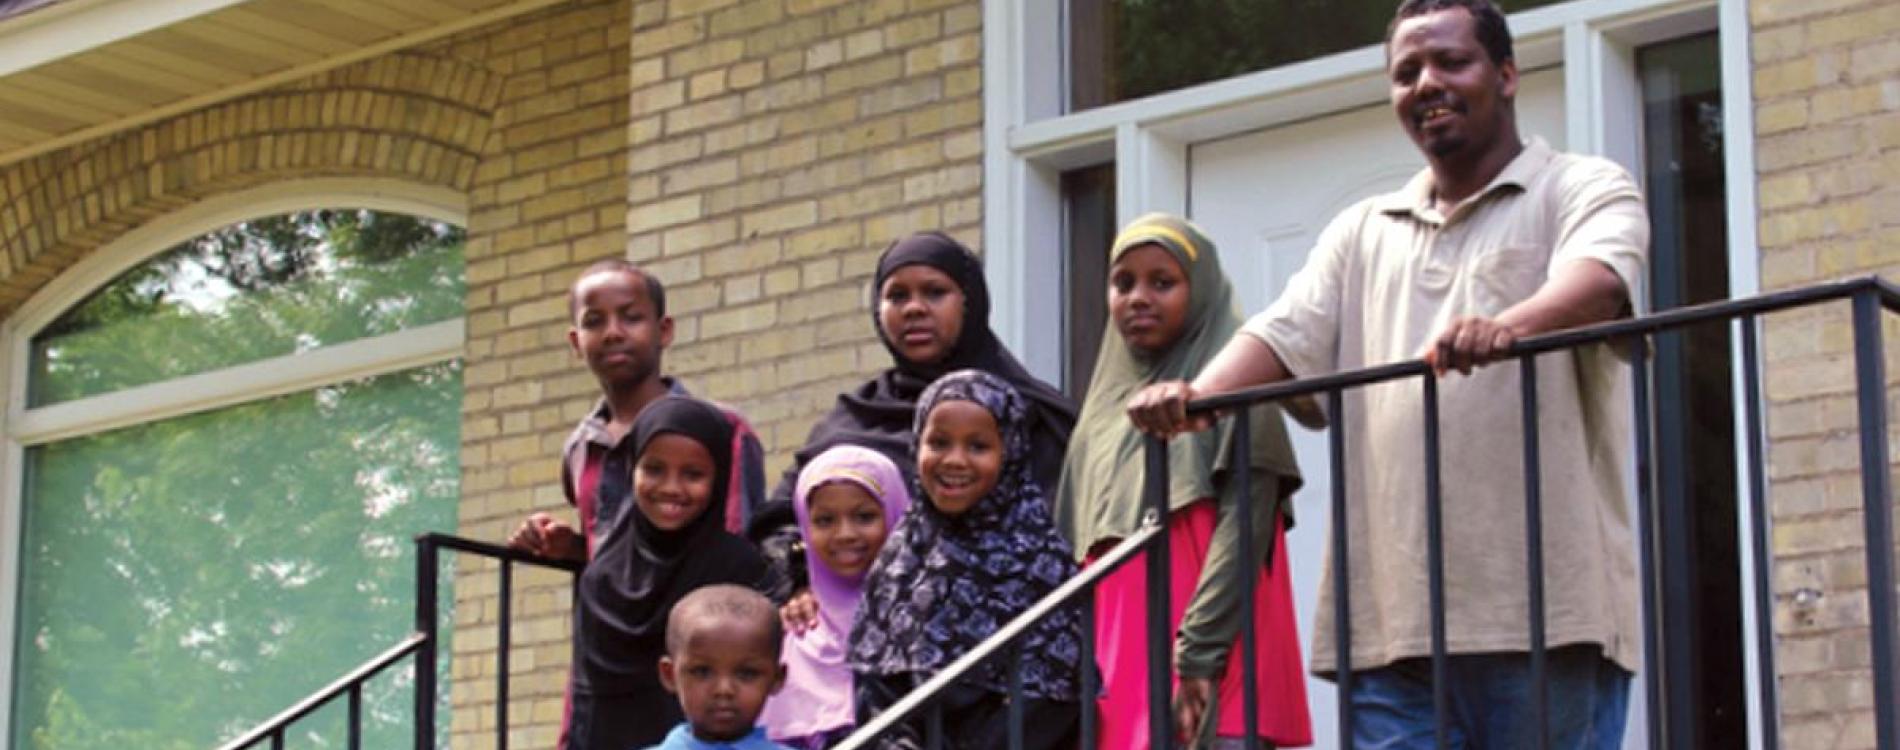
[0,0,66,24]
[0,0,568,168]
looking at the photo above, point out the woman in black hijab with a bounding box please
[749,233,1077,552]
[565,396,775,750]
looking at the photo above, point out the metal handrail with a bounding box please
[218,534,579,750]
[833,518,1165,750]
[414,532,585,572]
[837,273,1900,750]
[214,634,428,750]
[1190,275,1900,414]
[229,275,1900,750]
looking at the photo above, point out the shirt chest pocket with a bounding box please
[1468,244,1548,315]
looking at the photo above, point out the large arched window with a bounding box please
[0,182,466,749]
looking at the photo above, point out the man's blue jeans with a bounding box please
[1348,645,1631,749]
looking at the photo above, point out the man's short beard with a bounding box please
[1425,134,1467,158]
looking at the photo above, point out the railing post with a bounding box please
[1740,315,1781,749]
[1423,372,1448,750]
[1234,409,1261,750]
[1080,587,1097,750]
[498,559,513,749]
[1329,389,1354,741]
[348,684,362,750]
[1519,354,1550,750]
[1144,436,1173,750]
[1851,289,1899,750]
[927,700,943,750]
[1632,339,1664,750]
[1008,643,1025,750]
[415,535,439,750]
[1652,325,1699,750]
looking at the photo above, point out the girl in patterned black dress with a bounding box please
[847,370,1085,750]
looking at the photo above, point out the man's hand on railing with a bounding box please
[506,512,585,562]
[1421,314,1520,376]
[1421,258,1628,376]
[1126,380,1219,438]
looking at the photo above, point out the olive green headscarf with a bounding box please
[1054,212,1302,560]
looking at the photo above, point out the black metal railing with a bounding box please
[214,635,429,750]
[838,275,1900,750]
[225,276,1899,749]
[218,533,580,750]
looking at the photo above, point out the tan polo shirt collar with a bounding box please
[1375,137,1556,226]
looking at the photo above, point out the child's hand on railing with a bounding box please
[1174,675,1216,746]
[780,588,820,634]
[506,512,584,562]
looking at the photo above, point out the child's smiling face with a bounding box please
[917,399,1003,517]
[634,433,715,531]
[806,482,888,577]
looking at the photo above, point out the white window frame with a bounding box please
[982,0,1767,746]
[0,178,468,739]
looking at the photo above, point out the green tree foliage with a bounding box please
[30,210,465,406]
[12,210,465,749]
[1098,0,1565,105]
[17,366,460,749]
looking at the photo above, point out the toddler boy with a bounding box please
[650,585,793,750]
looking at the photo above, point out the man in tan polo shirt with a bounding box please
[1128,0,1648,747]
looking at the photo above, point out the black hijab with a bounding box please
[567,397,770,747]
[755,233,1078,532]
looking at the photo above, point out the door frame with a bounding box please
[980,0,1769,746]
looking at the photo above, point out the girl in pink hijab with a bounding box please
[760,445,911,748]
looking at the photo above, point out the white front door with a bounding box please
[1185,67,1580,750]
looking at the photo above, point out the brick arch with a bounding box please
[0,51,506,316]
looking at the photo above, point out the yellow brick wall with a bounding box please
[0,0,984,745]
[0,57,501,316]
[1752,1,1900,747]
[445,2,632,749]
[16,0,1899,746]
[455,0,986,746]
[619,0,984,475]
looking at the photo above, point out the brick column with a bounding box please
[448,2,633,748]
[622,0,984,470]
[1752,1,1900,747]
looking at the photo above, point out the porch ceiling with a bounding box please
[0,0,565,168]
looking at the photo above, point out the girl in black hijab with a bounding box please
[565,396,776,750]
[751,232,1078,551]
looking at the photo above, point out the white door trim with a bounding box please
[981,1,1764,746]
[1717,0,1767,745]
[985,0,1726,387]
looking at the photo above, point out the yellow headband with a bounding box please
[812,467,883,498]
[1111,221,1199,262]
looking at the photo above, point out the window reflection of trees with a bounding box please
[30,210,466,406]
[13,209,463,750]
[21,364,459,749]
[1072,0,1566,110]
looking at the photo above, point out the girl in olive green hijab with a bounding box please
[1055,213,1311,748]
